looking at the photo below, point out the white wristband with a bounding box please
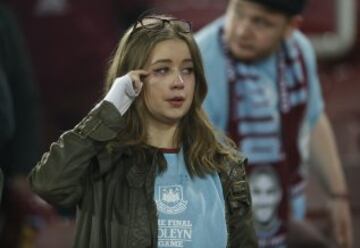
[104,74,140,115]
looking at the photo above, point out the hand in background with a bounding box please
[328,198,353,248]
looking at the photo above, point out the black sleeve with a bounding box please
[0,4,41,175]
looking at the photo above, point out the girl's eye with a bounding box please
[182,67,194,75]
[153,67,169,75]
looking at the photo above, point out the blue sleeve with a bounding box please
[195,17,229,131]
[297,32,324,129]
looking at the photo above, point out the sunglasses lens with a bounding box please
[172,20,191,33]
[139,18,166,33]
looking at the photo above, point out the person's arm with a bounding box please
[292,30,352,248]
[29,72,145,208]
[29,101,123,208]
[0,4,41,175]
[309,112,353,248]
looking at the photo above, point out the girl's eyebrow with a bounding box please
[150,59,171,66]
[150,58,193,66]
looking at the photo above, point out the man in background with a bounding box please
[196,0,352,247]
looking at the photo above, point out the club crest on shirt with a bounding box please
[156,185,188,215]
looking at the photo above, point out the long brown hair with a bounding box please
[104,14,241,176]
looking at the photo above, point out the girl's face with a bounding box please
[142,39,196,127]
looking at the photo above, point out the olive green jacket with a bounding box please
[29,101,258,248]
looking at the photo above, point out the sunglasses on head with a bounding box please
[129,15,192,37]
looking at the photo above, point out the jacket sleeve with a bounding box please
[0,5,41,174]
[227,158,258,247]
[29,101,123,208]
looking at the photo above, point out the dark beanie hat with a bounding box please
[247,0,307,15]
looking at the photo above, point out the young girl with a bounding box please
[29,14,257,248]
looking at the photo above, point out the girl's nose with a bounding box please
[177,73,184,83]
[172,71,185,89]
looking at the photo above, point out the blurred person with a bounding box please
[0,2,43,247]
[29,14,258,247]
[195,0,352,247]
[2,1,151,246]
